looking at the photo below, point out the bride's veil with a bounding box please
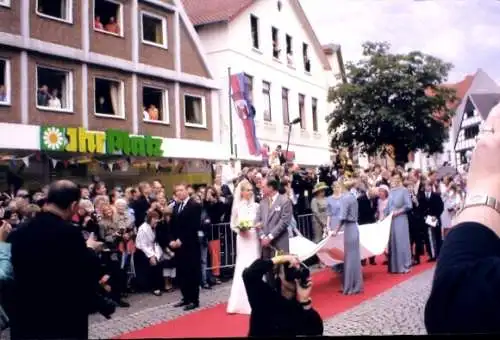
[230,179,255,230]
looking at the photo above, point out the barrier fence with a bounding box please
[205,213,314,272]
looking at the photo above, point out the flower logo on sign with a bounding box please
[42,127,65,151]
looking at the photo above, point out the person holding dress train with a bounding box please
[332,180,363,295]
[384,173,413,274]
[227,180,260,315]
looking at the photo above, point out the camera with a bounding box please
[284,262,310,288]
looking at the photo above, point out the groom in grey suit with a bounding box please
[254,178,293,285]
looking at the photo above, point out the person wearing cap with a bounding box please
[310,183,329,243]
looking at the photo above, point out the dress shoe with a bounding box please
[201,284,212,290]
[118,299,130,308]
[183,303,199,311]
[427,258,436,263]
[173,300,188,307]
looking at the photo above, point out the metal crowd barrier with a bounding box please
[205,214,314,271]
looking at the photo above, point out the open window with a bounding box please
[141,11,167,48]
[262,81,271,121]
[250,15,259,49]
[303,43,311,72]
[94,0,123,36]
[0,59,10,105]
[184,94,206,127]
[94,78,124,117]
[36,0,72,23]
[286,34,293,66]
[281,87,289,125]
[244,73,253,102]
[36,66,73,111]
[298,94,305,129]
[312,97,318,132]
[0,0,11,8]
[272,27,280,59]
[143,86,169,123]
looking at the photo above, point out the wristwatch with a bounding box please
[459,194,500,215]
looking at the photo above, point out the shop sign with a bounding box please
[40,126,164,157]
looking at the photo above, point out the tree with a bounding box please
[327,41,457,165]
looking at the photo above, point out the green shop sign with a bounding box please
[40,126,164,157]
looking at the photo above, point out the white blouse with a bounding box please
[135,222,163,260]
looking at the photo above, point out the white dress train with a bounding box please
[226,201,260,315]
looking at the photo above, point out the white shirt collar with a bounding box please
[181,197,190,205]
[271,192,279,204]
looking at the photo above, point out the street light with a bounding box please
[285,117,302,163]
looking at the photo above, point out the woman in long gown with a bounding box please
[333,180,363,295]
[327,182,343,273]
[440,183,462,239]
[226,180,260,315]
[384,173,412,274]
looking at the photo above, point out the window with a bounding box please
[281,87,289,125]
[272,27,280,59]
[250,15,259,49]
[36,66,73,111]
[466,109,474,118]
[36,0,72,23]
[464,125,479,140]
[143,87,169,123]
[141,12,167,48]
[298,94,305,129]
[0,0,11,8]
[312,97,318,132]
[0,59,10,105]
[303,43,311,72]
[262,81,271,122]
[286,34,293,65]
[94,0,123,36]
[184,94,206,127]
[244,74,253,102]
[94,78,124,117]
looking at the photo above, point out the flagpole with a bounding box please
[228,67,234,157]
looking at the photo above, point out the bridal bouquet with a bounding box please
[236,220,254,232]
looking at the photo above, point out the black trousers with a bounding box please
[177,258,200,304]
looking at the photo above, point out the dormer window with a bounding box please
[466,109,474,118]
[272,27,280,59]
[303,43,311,72]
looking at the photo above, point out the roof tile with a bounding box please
[181,0,254,26]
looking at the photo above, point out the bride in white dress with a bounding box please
[226,179,261,315]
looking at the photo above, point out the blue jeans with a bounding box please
[200,237,212,285]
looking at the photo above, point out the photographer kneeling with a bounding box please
[243,254,323,337]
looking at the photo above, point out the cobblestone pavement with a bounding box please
[323,268,434,336]
[1,268,434,339]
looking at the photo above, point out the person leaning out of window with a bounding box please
[243,254,323,337]
[425,103,500,334]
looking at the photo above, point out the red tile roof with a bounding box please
[181,0,254,26]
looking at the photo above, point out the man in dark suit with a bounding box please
[170,183,202,311]
[417,180,444,262]
[7,180,98,340]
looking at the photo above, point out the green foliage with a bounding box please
[327,41,457,163]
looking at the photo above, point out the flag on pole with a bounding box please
[230,73,261,156]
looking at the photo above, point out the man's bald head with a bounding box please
[47,180,81,210]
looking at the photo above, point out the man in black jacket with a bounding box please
[417,181,444,261]
[170,183,202,311]
[7,180,98,340]
[243,255,323,337]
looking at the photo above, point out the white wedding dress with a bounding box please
[226,199,260,315]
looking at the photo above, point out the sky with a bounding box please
[300,0,500,83]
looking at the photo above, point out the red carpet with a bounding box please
[120,257,433,339]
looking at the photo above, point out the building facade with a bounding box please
[182,0,345,166]
[0,0,228,188]
[451,69,500,170]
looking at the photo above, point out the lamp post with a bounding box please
[285,117,302,163]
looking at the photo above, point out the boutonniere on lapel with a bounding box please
[274,206,281,212]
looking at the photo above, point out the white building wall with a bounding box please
[195,0,337,166]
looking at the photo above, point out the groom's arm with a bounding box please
[268,198,293,240]
[254,204,265,239]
